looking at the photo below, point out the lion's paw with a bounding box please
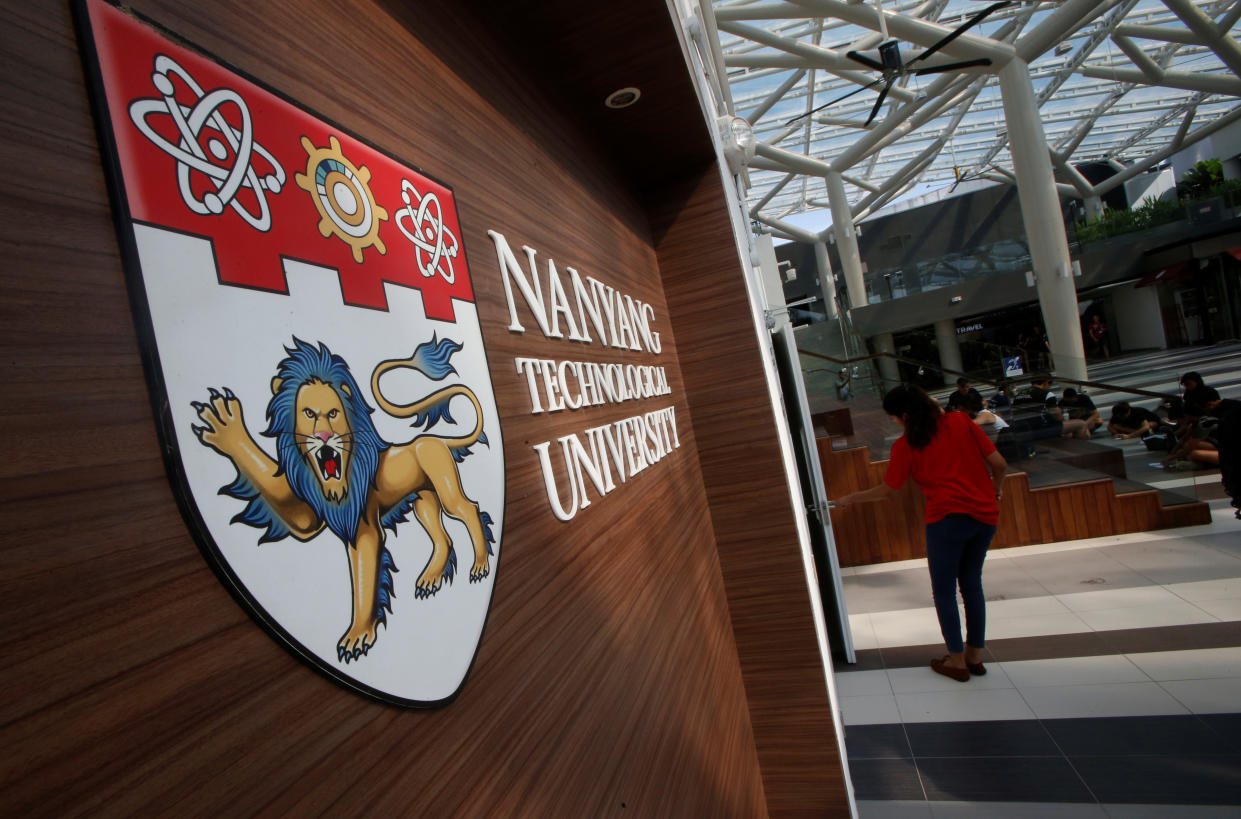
[469,560,490,583]
[336,622,379,663]
[414,572,445,599]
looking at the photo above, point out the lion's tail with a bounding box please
[371,336,487,458]
[378,384,486,458]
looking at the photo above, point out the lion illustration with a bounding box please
[192,336,495,663]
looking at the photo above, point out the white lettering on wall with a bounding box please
[490,230,679,522]
[488,231,661,354]
[534,407,681,522]
[512,356,671,415]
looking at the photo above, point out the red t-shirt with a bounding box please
[884,411,999,525]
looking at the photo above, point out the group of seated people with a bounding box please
[941,370,1239,518]
[944,374,1101,460]
[1109,371,1240,519]
[945,371,1231,459]
[1109,371,1232,472]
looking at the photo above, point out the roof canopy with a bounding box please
[707,0,1241,235]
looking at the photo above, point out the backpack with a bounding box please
[1142,433,1173,452]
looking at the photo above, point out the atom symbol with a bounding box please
[395,179,458,284]
[129,54,285,231]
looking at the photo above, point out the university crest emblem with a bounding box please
[75,0,505,706]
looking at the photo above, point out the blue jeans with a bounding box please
[925,513,996,654]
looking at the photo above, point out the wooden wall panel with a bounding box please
[0,0,824,814]
[818,439,1212,567]
[656,171,851,815]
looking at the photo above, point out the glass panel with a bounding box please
[793,314,1225,506]
[860,237,1033,305]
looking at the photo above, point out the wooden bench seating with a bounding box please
[818,435,1213,568]
[1024,437,1127,483]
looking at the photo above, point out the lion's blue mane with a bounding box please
[220,339,399,621]
[217,335,490,621]
[221,338,394,543]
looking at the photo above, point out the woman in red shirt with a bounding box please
[836,385,1008,682]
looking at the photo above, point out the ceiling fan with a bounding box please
[949,163,1002,193]
[786,1,1011,127]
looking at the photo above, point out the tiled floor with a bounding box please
[834,496,1241,817]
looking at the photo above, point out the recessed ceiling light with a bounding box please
[605,87,641,109]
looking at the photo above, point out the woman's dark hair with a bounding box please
[1181,371,1204,388]
[1188,387,1222,416]
[883,384,941,449]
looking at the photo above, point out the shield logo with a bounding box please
[76,0,505,707]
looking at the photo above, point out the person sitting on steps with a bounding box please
[1108,401,1163,439]
[1164,388,1224,470]
[987,378,1014,413]
[961,391,1009,442]
[1058,387,1102,435]
[947,377,982,412]
[1029,376,1089,439]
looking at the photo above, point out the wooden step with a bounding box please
[1029,437,1127,479]
[818,436,1213,568]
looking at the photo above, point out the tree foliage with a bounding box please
[1076,158,1240,244]
[1076,195,1184,243]
[1177,158,1223,200]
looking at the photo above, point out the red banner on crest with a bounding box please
[86,0,474,320]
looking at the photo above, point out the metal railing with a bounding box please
[796,345,1218,503]
[801,349,1176,401]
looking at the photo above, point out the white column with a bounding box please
[999,59,1087,381]
[826,171,867,311]
[934,319,963,375]
[1084,196,1104,221]
[813,240,839,320]
[872,332,901,387]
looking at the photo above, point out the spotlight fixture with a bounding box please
[605,87,641,109]
[717,115,756,174]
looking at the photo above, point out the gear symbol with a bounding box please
[295,135,387,263]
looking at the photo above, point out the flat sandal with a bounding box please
[930,655,970,683]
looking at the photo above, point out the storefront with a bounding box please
[1142,236,1241,347]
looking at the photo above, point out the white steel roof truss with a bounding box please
[706,0,1241,233]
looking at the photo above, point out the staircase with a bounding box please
[818,433,1213,568]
